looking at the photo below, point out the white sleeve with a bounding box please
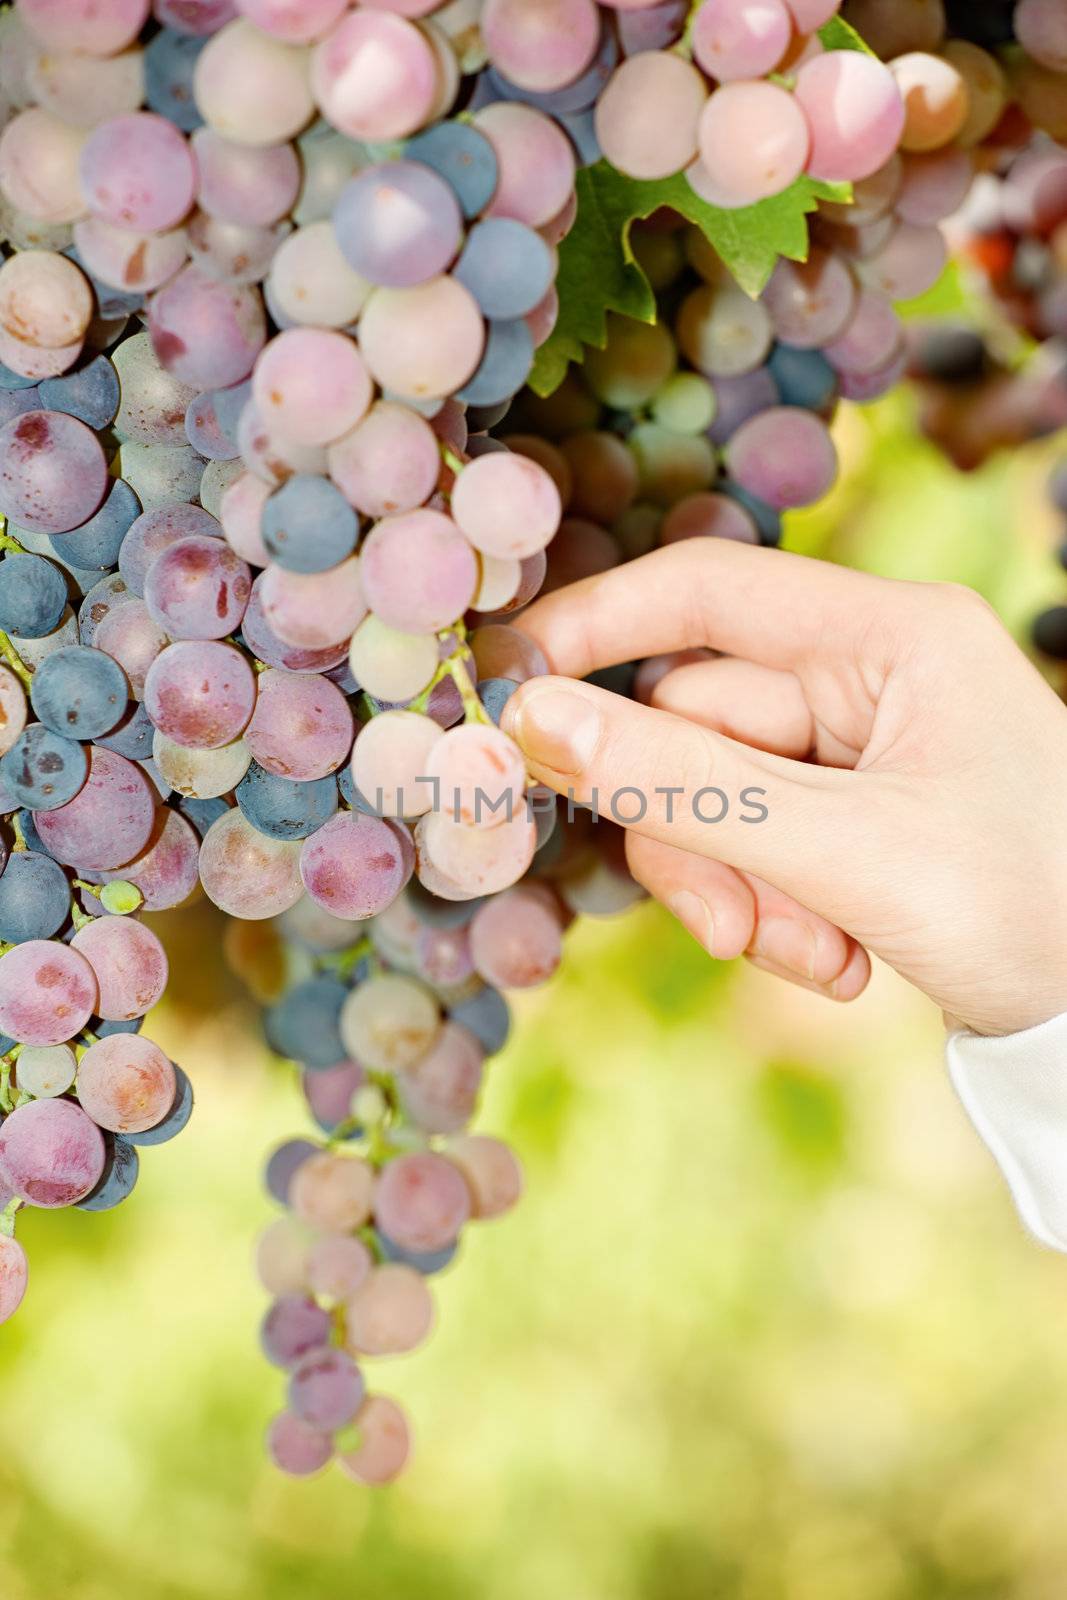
[947,1012,1067,1251]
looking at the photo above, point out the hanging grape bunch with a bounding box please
[2,0,1067,1486]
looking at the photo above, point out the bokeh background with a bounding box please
[3,286,1067,1600]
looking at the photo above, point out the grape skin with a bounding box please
[70,918,169,1022]
[76,1034,177,1133]
[0,1097,105,1208]
[373,1150,471,1255]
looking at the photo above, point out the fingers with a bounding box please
[651,658,815,760]
[514,539,904,681]
[740,872,871,996]
[748,938,872,1003]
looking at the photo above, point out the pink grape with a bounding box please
[337,1395,411,1485]
[241,574,350,673]
[0,941,96,1048]
[359,510,477,634]
[0,665,28,757]
[415,808,537,897]
[307,1233,373,1302]
[350,710,443,819]
[358,276,485,403]
[191,127,301,228]
[0,1098,104,1208]
[299,812,410,920]
[415,924,475,987]
[152,732,252,798]
[837,348,907,403]
[94,600,168,700]
[252,328,372,449]
[451,453,562,560]
[472,553,522,614]
[691,0,791,80]
[338,973,440,1073]
[782,0,839,24]
[397,1021,484,1135]
[0,1235,28,1325]
[256,1218,309,1297]
[219,473,272,567]
[149,265,267,390]
[79,114,196,234]
[28,45,145,128]
[19,0,149,54]
[859,222,948,301]
[794,52,906,183]
[288,1346,365,1432]
[267,220,371,329]
[469,887,563,988]
[481,0,599,92]
[476,102,576,227]
[142,536,251,641]
[310,11,439,141]
[894,148,974,227]
[236,0,348,43]
[697,82,810,208]
[261,1294,332,1368]
[290,1150,375,1233]
[726,407,838,509]
[348,617,438,702]
[0,250,92,349]
[823,288,904,375]
[144,641,257,749]
[267,1411,333,1476]
[328,401,440,520]
[194,19,316,146]
[119,505,222,596]
[34,748,157,870]
[344,1264,434,1356]
[238,400,328,487]
[78,575,134,649]
[760,248,857,348]
[0,329,83,382]
[75,1035,176,1137]
[0,410,107,534]
[594,52,707,182]
[198,807,304,918]
[469,625,548,684]
[0,108,86,225]
[185,211,286,285]
[155,0,238,32]
[71,918,168,1022]
[77,225,188,306]
[446,1135,523,1220]
[676,282,773,379]
[661,492,759,545]
[374,1150,470,1254]
[245,669,354,779]
[425,724,527,831]
[106,807,201,911]
[303,1061,366,1133]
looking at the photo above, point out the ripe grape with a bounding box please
[108,807,201,911]
[13,1043,77,1099]
[594,52,707,182]
[0,1096,105,1207]
[290,1150,375,1233]
[0,1234,29,1325]
[261,1293,333,1369]
[252,328,372,449]
[267,1410,333,1476]
[794,52,906,182]
[299,811,411,920]
[475,102,576,227]
[337,1395,411,1485]
[76,1034,176,1133]
[373,1150,470,1254]
[360,510,477,634]
[198,807,304,918]
[0,411,108,535]
[0,850,72,941]
[70,917,169,1022]
[30,646,128,740]
[288,1346,365,1431]
[327,400,440,520]
[244,669,354,780]
[79,113,196,234]
[726,407,839,509]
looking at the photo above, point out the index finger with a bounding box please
[515,539,902,680]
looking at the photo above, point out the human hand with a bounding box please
[502,540,1067,1037]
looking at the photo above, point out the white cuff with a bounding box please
[947,1012,1067,1252]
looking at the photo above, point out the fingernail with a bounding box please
[755,917,818,981]
[505,686,602,775]
[668,890,716,956]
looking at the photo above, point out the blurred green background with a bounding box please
[3,390,1067,1600]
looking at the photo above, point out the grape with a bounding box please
[450,984,510,1055]
[245,669,354,780]
[143,536,252,640]
[142,28,207,134]
[594,52,707,181]
[267,220,370,330]
[943,40,1008,148]
[79,114,196,234]
[265,1136,319,1204]
[236,0,348,45]
[19,0,149,54]
[895,148,974,227]
[237,764,339,844]
[252,328,372,450]
[194,19,315,145]
[343,1262,434,1357]
[373,1150,470,1254]
[860,222,947,301]
[824,288,904,375]
[113,334,200,447]
[783,0,840,25]
[260,475,358,575]
[107,807,201,911]
[0,250,92,350]
[119,507,220,598]
[406,123,499,220]
[0,109,86,225]
[28,42,145,127]
[0,1235,28,1326]
[416,808,538,897]
[349,710,443,819]
[70,919,168,1023]
[726,407,838,509]
[469,887,563,988]
[76,1133,140,1212]
[691,0,792,80]
[397,1020,484,1135]
[451,452,562,560]
[0,324,83,382]
[186,210,286,286]
[145,641,256,753]
[307,1233,372,1301]
[794,52,906,182]
[660,489,759,546]
[358,275,485,402]
[424,724,527,831]
[190,129,300,234]
[337,1395,411,1486]
[215,476,269,569]
[470,625,549,684]
[475,103,576,228]
[697,82,810,209]
[121,1062,194,1145]
[94,599,169,699]
[0,937,94,1050]
[338,972,439,1072]
[348,616,439,702]
[30,647,128,741]
[0,666,28,758]
[473,556,522,614]
[267,1411,333,1476]
[676,284,773,379]
[288,1344,365,1433]
[0,411,107,534]
[890,51,969,152]
[237,399,329,488]
[261,1293,333,1369]
[651,372,717,435]
[198,807,303,918]
[311,11,439,141]
[327,400,440,520]
[241,576,351,674]
[455,316,534,408]
[583,315,677,412]
[446,1134,523,1220]
[761,249,857,348]
[256,1217,310,1296]
[76,1034,176,1133]
[558,431,637,524]
[96,702,156,763]
[332,160,462,291]
[0,723,88,810]
[454,219,554,320]
[360,510,477,634]
[290,1150,375,1233]
[14,1043,77,1098]
[303,1060,366,1133]
[0,552,68,636]
[149,265,267,390]
[299,812,411,919]
[0,1097,104,1207]
[0,852,71,942]
[155,0,237,33]
[185,391,240,462]
[38,355,120,433]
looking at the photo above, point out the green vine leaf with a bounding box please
[531,161,851,396]
[816,15,875,54]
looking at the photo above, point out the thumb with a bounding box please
[502,676,883,912]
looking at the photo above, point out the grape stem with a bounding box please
[10,814,27,852]
[446,651,493,728]
[0,630,32,690]
[0,529,26,556]
[0,1197,20,1239]
[439,444,466,478]
[0,1059,14,1114]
